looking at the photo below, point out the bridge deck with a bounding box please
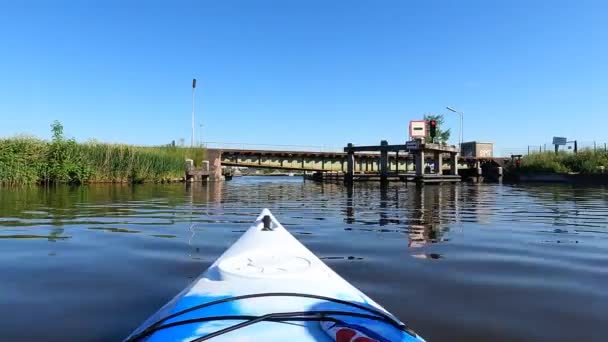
[217,148,505,162]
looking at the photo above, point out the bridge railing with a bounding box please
[202,141,342,152]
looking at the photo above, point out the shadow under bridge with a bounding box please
[215,148,408,172]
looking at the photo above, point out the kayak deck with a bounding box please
[126,209,425,342]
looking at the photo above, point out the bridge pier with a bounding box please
[380,140,389,182]
[415,150,425,177]
[207,149,224,181]
[451,155,459,175]
[434,152,443,175]
[346,143,355,184]
[395,151,399,173]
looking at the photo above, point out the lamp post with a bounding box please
[191,78,197,147]
[446,106,463,153]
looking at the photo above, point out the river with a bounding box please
[1,177,607,341]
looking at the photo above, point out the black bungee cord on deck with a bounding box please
[126,292,418,341]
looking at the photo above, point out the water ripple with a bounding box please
[0,179,607,341]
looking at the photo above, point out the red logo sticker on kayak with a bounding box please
[322,323,380,342]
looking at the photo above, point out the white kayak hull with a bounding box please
[127,209,425,342]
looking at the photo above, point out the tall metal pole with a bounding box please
[446,106,463,153]
[460,111,463,152]
[191,78,197,147]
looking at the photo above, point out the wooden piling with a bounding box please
[380,140,389,183]
[346,143,354,184]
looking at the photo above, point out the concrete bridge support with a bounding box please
[434,152,443,175]
[207,149,224,181]
[451,154,459,175]
[415,151,425,177]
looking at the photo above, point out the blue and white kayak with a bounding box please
[126,209,426,342]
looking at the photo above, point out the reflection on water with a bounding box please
[344,184,457,257]
[0,178,607,341]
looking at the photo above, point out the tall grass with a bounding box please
[82,143,205,183]
[520,151,608,174]
[0,136,48,185]
[0,122,205,185]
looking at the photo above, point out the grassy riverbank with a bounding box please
[519,151,608,174]
[0,122,204,185]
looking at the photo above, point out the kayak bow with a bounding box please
[126,209,425,342]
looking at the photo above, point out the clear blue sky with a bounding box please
[0,0,605,154]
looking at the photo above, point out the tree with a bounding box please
[51,120,64,142]
[46,121,91,184]
[424,114,451,144]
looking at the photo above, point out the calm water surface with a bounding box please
[1,177,607,341]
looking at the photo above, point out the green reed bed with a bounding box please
[520,150,608,174]
[0,137,48,185]
[82,143,205,183]
[0,122,205,185]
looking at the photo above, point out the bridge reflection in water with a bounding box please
[343,184,462,257]
[185,178,497,259]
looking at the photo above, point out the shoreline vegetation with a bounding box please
[518,151,608,174]
[3,122,607,186]
[1,121,205,186]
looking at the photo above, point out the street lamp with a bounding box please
[446,106,463,153]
